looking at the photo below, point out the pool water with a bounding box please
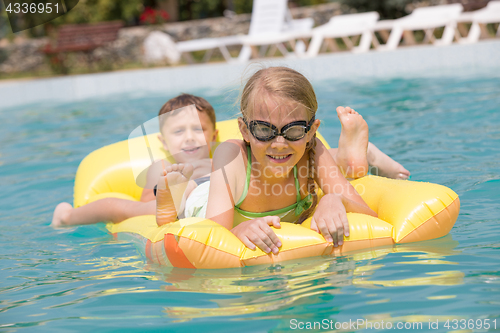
[1,75,499,332]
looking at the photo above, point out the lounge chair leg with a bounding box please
[441,23,457,45]
[457,22,469,39]
[423,29,435,44]
[403,30,417,45]
[259,45,269,57]
[351,35,361,46]
[341,36,354,51]
[386,26,403,50]
[466,22,481,43]
[378,30,390,44]
[356,31,373,52]
[479,23,490,39]
[202,49,214,63]
[250,45,260,59]
[306,33,324,57]
[219,46,233,62]
[182,52,195,64]
[325,38,339,52]
[277,43,290,57]
[372,32,380,49]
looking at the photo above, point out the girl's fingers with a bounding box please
[264,216,281,229]
[255,219,282,253]
[310,218,319,233]
[241,236,256,251]
[249,230,272,254]
[341,214,350,237]
[317,218,334,243]
[333,216,344,246]
[260,223,282,253]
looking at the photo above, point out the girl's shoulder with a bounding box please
[212,140,247,166]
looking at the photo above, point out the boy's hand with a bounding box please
[231,216,282,254]
[310,194,350,247]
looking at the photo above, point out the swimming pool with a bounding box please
[1,74,499,332]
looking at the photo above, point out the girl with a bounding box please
[205,67,377,254]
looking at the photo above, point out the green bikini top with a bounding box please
[234,147,313,220]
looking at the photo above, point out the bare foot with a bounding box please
[156,163,194,226]
[367,143,410,180]
[334,106,369,179]
[51,202,73,228]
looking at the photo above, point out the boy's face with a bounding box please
[159,105,218,163]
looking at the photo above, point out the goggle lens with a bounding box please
[245,117,314,142]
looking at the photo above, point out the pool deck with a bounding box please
[1,40,499,109]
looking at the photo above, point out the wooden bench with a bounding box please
[42,21,123,73]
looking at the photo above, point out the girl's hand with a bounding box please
[310,194,350,247]
[231,216,282,254]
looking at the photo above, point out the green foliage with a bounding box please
[51,0,143,26]
[178,0,225,20]
[290,0,331,7]
[340,0,412,19]
[177,0,332,20]
[0,0,11,38]
[231,0,253,14]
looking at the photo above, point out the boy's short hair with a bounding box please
[158,94,216,130]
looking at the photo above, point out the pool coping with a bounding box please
[1,40,499,109]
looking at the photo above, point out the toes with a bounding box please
[336,106,346,117]
[183,163,194,178]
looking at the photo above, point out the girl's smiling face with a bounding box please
[239,94,319,179]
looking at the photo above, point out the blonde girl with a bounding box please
[205,67,377,254]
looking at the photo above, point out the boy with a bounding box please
[52,94,218,227]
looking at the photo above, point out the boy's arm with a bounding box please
[140,189,155,202]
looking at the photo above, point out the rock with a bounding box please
[143,31,181,64]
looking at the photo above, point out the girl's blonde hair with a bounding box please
[241,67,318,224]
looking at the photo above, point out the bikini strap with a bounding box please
[235,146,252,208]
[293,162,313,216]
[293,165,301,203]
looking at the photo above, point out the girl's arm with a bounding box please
[205,141,241,230]
[311,138,377,246]
[315,138,375,214]
[205,141,281,254]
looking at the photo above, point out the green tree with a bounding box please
[51,0,143,25]
[340,0,412,19]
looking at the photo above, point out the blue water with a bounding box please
[1,74,499,332]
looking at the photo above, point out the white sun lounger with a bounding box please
[305,12,380,57]
[456,1,500,44]
[175,0,313,63]
[374,4,464,51]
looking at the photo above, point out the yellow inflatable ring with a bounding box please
[73,119,460,269]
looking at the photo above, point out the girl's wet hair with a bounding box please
[241,67,318,224]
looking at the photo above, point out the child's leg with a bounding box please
[329,144,410,180]
[156,163,194,226]
[333,106,369,179]
[51,199,155,227]
[366,142,410,180]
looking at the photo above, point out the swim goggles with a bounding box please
[243,116,315,142]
